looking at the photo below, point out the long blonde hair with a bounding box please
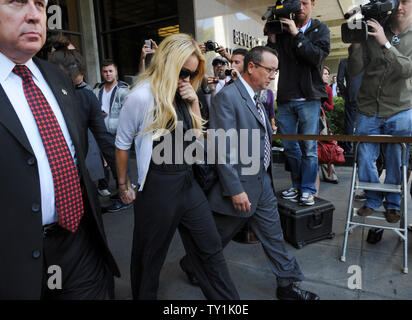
[133,33,206,139]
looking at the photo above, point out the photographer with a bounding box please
[200,56,231,103]
[212,56,231,93]
[225,48,248,85]
[348,0,412,223]
[266,0,330,205]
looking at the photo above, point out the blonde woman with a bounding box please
[115,33,239,300]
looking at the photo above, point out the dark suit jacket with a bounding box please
[75,83,117,180]
[0,57,120,299]
[337,58,363,104]
[207,79,274,218]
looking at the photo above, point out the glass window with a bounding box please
[48,0,80,33]
[95,0,179,78]
[97,0,178,31]
[101,18,179,77]
[37,0,81,59]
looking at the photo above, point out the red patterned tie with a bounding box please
[13,65,84,232]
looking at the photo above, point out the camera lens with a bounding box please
[225,69,233,76]
[204,40,218,52]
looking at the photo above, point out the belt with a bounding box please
[43,222,65,237]
[149,162,192,172]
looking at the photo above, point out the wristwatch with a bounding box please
[382,41,392,50]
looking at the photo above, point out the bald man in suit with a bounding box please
[0,0,119,299]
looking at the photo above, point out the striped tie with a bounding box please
[254,95,271,171]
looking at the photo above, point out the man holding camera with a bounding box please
[211,56,231,94]
[266,0,330,205]
[348,0,412,222]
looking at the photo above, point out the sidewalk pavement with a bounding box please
[102,161,412,300]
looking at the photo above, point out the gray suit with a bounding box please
[207,79,304,287]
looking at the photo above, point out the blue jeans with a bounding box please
[356,110,412,210]
[278,100,321,194]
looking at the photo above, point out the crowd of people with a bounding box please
[1,0,412,301]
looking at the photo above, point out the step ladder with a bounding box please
[340,137,409,274]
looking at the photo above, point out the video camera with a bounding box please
[341,0,399,43]
[262,0,301,35]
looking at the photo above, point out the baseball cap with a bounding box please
[212,56,229,67]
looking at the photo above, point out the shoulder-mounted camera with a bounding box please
[262,0,301,35]
[341,0,399,43]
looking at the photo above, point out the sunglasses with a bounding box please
[179,68,199,80]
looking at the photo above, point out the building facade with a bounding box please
[45,0,359,86]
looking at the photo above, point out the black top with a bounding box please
[268,19,330,104]
[152,94,197,166]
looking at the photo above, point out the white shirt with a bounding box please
[239,75,257,103]
[0,52,76,226]
[101,85,115,128]
[215,76,231,94]
[240,75,268,124]
[331,82,338,97]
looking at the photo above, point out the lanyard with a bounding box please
[299,18,311,34]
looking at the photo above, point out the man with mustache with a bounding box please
[0,0,119,299]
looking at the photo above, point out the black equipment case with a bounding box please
[276,192,335,249]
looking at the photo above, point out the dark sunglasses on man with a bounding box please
[179,68,199,80]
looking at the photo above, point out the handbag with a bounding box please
[317,108,345,169]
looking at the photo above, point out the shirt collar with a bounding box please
[299,18,312,33]
[0,52,41,84]
[239,75,257,102]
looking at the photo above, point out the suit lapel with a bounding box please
[0,84,35,155]
[234,80,265,127]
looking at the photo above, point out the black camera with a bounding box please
[262,0,301,35]
[225,69,235,76]
[341,0,399,43]
[204,40,219,52]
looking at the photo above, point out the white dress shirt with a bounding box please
[239,75,268,129]
[215,76,231,94]
[0,52,76,226]
[239,75,257,103]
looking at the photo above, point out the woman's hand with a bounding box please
[178,82,198,105]
[118,178,136,205]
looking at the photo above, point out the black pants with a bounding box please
[182,172,304,289]
[130,164,239,300]
[41,221,114,300]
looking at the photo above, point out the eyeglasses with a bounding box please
[179,68,199,80]
[254,63,278,76]
[391,35,400,46]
